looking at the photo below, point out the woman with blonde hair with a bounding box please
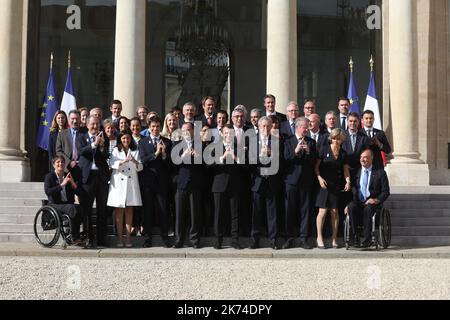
[161,112,181,141]
[48,110,69,171]
[315,128,351,249]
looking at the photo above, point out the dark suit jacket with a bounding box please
[172,140,204,190]
[76,133,110,184]
[352,167,390,205]
[280,120,295,138]
[317,130,331,153]
[195,113,217,128]
[139,136,173,191]
[44,171,81,204]
[269,112,287,123]
[283,135,317,188]
[360,128,392,170]
[250,135,282,194]
[210,143,242,193]
[342,131,370,170]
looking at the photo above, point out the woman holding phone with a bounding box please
[107,129,143,247]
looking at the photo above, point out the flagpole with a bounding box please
[369,55,374,72]
[50,52,54,69]
[68,50,71,68]
[349,56,354,73]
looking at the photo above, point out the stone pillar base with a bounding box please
[0,158,30,182]
[385,163,430,186]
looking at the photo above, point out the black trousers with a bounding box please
[50,203,82,237]
[347,202,380,242]
[175,189,201,244]
[81,171,108,244]
[213,190,239,241]
[285,184,310,240]
[251,191,277,242]
[142,185,169,240]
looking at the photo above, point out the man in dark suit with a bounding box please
[280,102,299,138]
[139,117,172,248]
[361,110,392,170]
[56,110,85,181]
[317,111,338,152]
[179,102,196,127]
[343,112,370,174]
[77,115,110,247]
[346,149,390,247]
[195,96,217,128]
[171,122,203,248]
[105,100,122,130]
[249,117,282,250]
[264,94,287,123]
[282,117,317,249]
[337,97,350,131]
[44,155,83,240]
[210,125,243,250]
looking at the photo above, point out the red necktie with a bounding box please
[207,116,212,126]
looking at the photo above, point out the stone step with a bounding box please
[388,209,450,218]
[0,224,33,234]
[0,198,45,206]
[0,183,43,191]
[0,233,36,243]
[391,236,450,247]
[391,227,450,237]
[388,194,450,201]
[390,217,450,227]
[0,206,42,215]
[385,201,450,209]
[0,215,35,224]
[0,190,46,198]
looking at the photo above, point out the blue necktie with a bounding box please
[290,122,295,135]
[360,169,369,202]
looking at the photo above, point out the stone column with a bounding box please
[386,0,429,186]
[114,0,146,118]
[0,0,30,182]
[266,0,297,113]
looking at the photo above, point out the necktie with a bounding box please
[236,129,242,145]
[207,116,212,126]
[290,122,295,135]
[72,130,78,161]
[367,129,372,138]
[341,117,347,129]
[351,134,356,152]
[360,169,369,202]
[153,137,158,149]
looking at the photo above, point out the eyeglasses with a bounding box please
[287,110,299,112]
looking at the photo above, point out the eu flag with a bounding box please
[36,59,59,151]
[347,70,360,115]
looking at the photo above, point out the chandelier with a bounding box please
[176,0,230,66]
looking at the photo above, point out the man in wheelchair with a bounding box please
[44,155,83,242]
[345,149,390,248]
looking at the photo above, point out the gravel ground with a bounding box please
[1,257,450,300]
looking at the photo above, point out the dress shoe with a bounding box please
[192,243,201,249]
[162,239,171,248]
[142,239,152,248]
[232,241,242,250]
[214,239,223,250]
[173,242,184,249]
[299,240,312,250]
[248,240,259,249]
[270,240,280,250]
[316,240,326,249]
[282,239,294,249]
[360,240,371,248]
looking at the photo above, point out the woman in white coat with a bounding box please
[107,129,143,247]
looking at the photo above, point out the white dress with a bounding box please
[107,148,143,208]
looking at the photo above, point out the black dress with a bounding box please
[315,144,348,209]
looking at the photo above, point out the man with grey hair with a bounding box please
[280,101,300,137]
[250,109,262,133]
[317,111,338,151]
[179,102,196,126]
[282,117,317,250]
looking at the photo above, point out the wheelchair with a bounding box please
[343,206,391,251]
[33,200,86,249]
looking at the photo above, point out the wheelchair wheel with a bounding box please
[34,205,61,248]
[378,208,391,249]
[343,215,351,250]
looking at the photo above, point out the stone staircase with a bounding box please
[1,183,450,247]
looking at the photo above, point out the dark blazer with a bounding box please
[250,135,282,194]
[342,131,370,170]
[195,113,217,128]
[76,133,110,184]
[280,120,295,138]
[316,130,331,153]
[172,140,204,190]
[283,135,317,188]
[352,167,390,205]
[270,112,287,123]
[210,143,242,193]
[139,136,173,191]
[360,128,392,170]
[44,171,80,204]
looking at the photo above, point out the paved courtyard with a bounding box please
[1,244,450,300]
